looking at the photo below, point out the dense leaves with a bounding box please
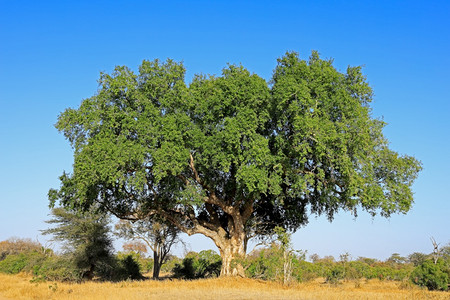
[411,259,449,291]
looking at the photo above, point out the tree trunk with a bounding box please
[83,263,95,280]
[153,250,161,279]
[217,234,246,277]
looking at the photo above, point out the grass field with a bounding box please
[0,273,448,300]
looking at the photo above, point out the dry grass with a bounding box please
[0,273,448,300]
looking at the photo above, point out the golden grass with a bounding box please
[0,273,448,300]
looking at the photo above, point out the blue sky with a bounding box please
[0,0,448,260]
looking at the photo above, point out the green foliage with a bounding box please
[326,264,345,284]
[42,207,116,280]
[50,52,422,256]
[244,246,284,281]
[0,251,143,282]
[31,255,81,282]
[116,251,147,272]
[0,250,82,282]
[160,255,181,273]
[291,259,316,282]
[242,244,415,284]
[243,245,312,283]
[0,253,32,274]
[115,254,144,280]
[410,259,449,291]
[408,252,429,267]
[0,249,143,282]
[172,250,221,279]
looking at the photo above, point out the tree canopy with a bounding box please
[49,51,422,276]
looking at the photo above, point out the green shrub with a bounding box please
[173,256,196,279]
[0,247,145,282]
[0,251,81,282]
[196,250,222,277]
[326,264,344,284]
[32,253,144,282]
[244,247,282,281]
[114,254,144,280]
[0,251,49,274]
[116,251,149,273]
[243,246,415,284]
[158,255,182,274]
[243,245,310,282]
[32,256,81,282]
[410,259,448,291]
[290,259,316,282]
[172,250,221,279]
[0,253,30,274]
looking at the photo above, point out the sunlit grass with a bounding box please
[0,273,448,300]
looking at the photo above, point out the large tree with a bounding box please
[49,52,421,276]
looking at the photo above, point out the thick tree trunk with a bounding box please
[153,251,161,279]
[217,234,246,277]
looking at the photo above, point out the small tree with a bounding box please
[123,241,148,257]
[274,227,294,284]
[114,217,182,279]
[42,208,115,280]
[309,253,320,263]
[408,252,429,267]
[387,253,407,265]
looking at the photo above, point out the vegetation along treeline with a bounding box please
[0,229,449,291]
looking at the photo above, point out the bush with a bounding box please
[42,208,117,281]
[244,246,283,281]
[173,250,221,279]
[242,245,417,284]
[116,251,149,273]
[291,260,317,282]
[243,245,310,282]
[115,254,144,280]
[326,264,345,284]
[410,259,449,291]
[0,250,80,282]
[32,255,81,282]
[0,253,31,274]
[160,255,181,274]
[0,247,144,282]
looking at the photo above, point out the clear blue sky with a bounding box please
[1,0,448,260]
